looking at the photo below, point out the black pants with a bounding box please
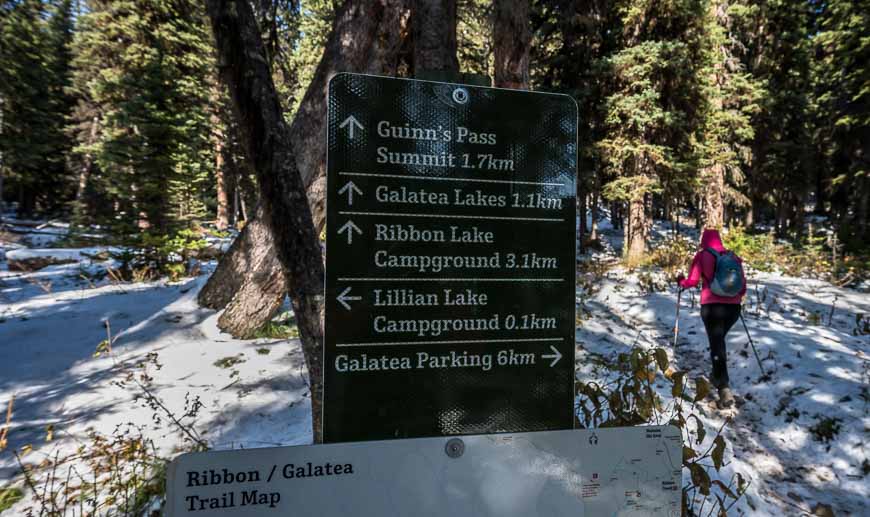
[700,303,741,388]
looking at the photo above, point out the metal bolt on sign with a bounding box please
[452,87,469,104]
[445,438,465,458]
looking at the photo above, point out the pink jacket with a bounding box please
[679,229,746,305]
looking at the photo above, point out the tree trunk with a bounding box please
[590,189,599,241]
[625,195,648,264]
[198,205,282,313]
[207,0,326,442]
[702,163,725,229]
[411,0,459,74]
[859,182,869,243]
[292,0,412,232]
[215,137,229,230]
[215,209,285,338]
[200,0,411,339]
[73,117,100,223]
[493,0,530,89]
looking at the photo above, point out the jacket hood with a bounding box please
[700,229,726,252]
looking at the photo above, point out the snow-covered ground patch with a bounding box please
[0,245,310,514]
[1,217,867,515]
[576,265,869,515]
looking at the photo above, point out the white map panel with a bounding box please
[166,426,681,517]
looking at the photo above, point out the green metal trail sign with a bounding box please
[324,73,577,443]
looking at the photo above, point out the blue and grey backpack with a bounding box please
[705,248,745,297]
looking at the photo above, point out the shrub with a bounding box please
[108,228,208,282]
[809,416,842,443]
[575,347,749,515]
[644,236,696,274]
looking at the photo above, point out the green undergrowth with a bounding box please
[0,486,24,512]
[723,225,869,284]
[254,311,299,339]
[632,225,869,289]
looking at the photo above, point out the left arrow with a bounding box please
[338,181,363,205]
[541,345,563,367]
[337,220,362,244]
[337,286,362,310]
[339,115,364,139]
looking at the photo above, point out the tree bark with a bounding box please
[215,136,230,230]
[293,0,412,232]
[198,205,281,311]
[702,162,725,229]
[207,0,326,442]
[590,189,599,241]
[72,116,100,223]
[201,0,411,339]
[411,0,459,74]
[198,208,285,340]
[625,195,648,264]
[492,0,530,89]
[216,209,285,338]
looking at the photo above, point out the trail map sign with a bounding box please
[324,74,577,442]
[166,426,682,517]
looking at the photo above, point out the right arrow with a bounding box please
[339,115,363,139]
[338,181,363,205]
[337,220,362,244]
[541,345,562,367]
[336,286,362,310]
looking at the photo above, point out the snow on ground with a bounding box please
[0,236,310,514]
[5,247,121,263]
[1,218,868,515]
[576,224,869,515]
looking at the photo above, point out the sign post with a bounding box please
[324,74,578,442]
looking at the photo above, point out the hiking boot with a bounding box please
[718,387,735,409]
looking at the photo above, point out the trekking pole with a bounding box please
[673,288,683,348]
[740,312,766,374]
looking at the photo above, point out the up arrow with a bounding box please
[542,345,563,367]
[338,181,363,205]
[339,115,363,139]
[336,287,362,310]
[338,220,362,244]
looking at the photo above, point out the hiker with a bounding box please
[676,228,747,408]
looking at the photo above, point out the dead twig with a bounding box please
[827,294,839,326]
[0,394,13,451]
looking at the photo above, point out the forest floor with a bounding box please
[0,217,868,515]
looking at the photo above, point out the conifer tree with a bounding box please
[69,0,215,233]
[811,0,870,246]
[597,0,706,262]
[0,0,74,215]
[695,0,762,228]
[737,0,814,234]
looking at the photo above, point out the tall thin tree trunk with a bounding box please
[578,190,587,247]
[493,0,530,89]
[625,195,648,264]
[215,140,229,230]
[590,189,599,241]
[703,163,725,229]
[0,97,4,221]
[411,0,458,73]
[72,117,100,223]
[856,178,868,242]
[207,0,327,442]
